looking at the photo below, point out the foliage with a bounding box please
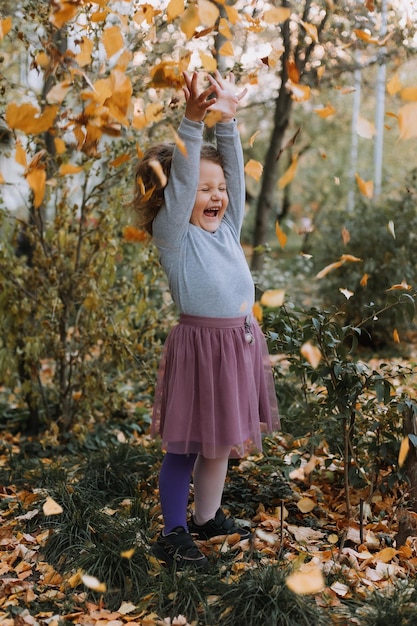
[310,170,417,345]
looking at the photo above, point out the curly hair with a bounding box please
[130,141,224,236]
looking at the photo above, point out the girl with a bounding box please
[132,71,279,570]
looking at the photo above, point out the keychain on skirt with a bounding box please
[244,314,255,344]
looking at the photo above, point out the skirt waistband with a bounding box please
[179,314,252,329]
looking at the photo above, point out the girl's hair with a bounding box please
[130,141,223,236]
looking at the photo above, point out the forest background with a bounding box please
[1,0,417,624]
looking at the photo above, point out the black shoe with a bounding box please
[189,508,251,541]
[151,526,209,570]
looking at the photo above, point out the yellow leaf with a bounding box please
[167,0,184,21]
[199,50,217,72]
[91,10,108,23]
[275,221,288,248]
[263,7,291,23]
[204,110,222,128]
[387,73,402,96]
[102,25,124,59]
[278,154,298,189]
[59,163,83,175]
[109,154,130,168]
[180,5,200,39]
[0,172,5,184]
[297,497,316,513]
[260,289,285,308]
[6,103,58,135]
[26,168,46,208]
[43,496,63,516]
[398,102,417,140]
[15,141,27,167]
[316,260,344,279]
[373,547,398,563]
[46,79,72,104]
[300,341,322,368]
[301,20,318,43]
[35,52,50,69]
[198,0,219,27]
[252,301,263,322]
[286,80,311,102]
[49,1,78,29]
[356,115,376,138]
[328,534,339,545]
[340,254,362,263]
[393,328,400,343]
[244,159,263,182]
[81,574,106,593]
[400,86,417,101]
[398,436,410,467]
[249,131,260,147]
[67,570,82,588]
[170,126,188,156]
[355,172,374,198]
[286,566,325,595]
[0,16,12,39]
[219,41,234,57]
[149,159,167,188]
[120,548,136,559]
[387,280,412,291]
[54,137,66,154]
[76,37,94,67]
[218,17,232,39]
[225,4,239,24]
[314,104,335,118]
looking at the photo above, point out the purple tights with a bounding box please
[158,452,197,533]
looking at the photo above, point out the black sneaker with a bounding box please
[151,526,209,570]
[189,508,251,541]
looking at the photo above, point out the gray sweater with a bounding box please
[152,116,254,318]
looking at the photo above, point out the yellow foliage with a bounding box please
[244,159,263,182]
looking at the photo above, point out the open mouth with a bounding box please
[204,208,220,217]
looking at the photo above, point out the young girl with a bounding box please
[132,71,279,570]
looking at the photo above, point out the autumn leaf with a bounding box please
[398,436,410,467]
[316,254,362,279]
[355,173,374,199]
[170,126,188,156]
[0,16,12,39]
[286,565,325,595]
[219,17,233,39]
[260,289,285,308]
[54,137,66,154]
[252,301,263,322]
[275,221,288,248]
[109,154,130,168]
[149,160,167,187]
[26,168,46,209]
[81,574,106,593]
[46,80,72,104]
[43,496,63,516]
[387,220,396,239]
[387,280,412,291]
[180,5,200,39]
[314,104,336,118]
[219,41,234,57]
[167,0,184,21]
[49,0,78,28]
[249,131,260,147]
[123,226,148,243]
[199,50,217,72]
[297,497,316,513]
[102,25,124,59]
[301,20,318,43]
[6,103,59,135]
[387,73,402,96]
[286,80,311,102]
[244,159,263,182]
[263,7,291,24]
[339,288,354,300]
[300,341,322,368]
[341,225,350,245]
[59,164,83,175]
[199,0,220,27]
[354,29,379,44]
[398,102,417,140]
[278,154,298,189]
[76,37,94,67]
[360,273,369,287]
[356,115,376,138]
[15,141,27,167]
[393,328,400,343]
[0,172,5,184]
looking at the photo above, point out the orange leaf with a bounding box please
[275,221,288,248]
[59,163,83,175]
[149,160,167,188]
[354,29,379,44]
[199,0,220,27]
[224,4,239,24]
[263,7,291,23]
[244,159,263,182]
[76,37,94,67]
[46,79,72,104]
[43,496,63,516]
[297,497,316,513]
[360,273,369,287]
[387,73,402,96]
[110,154,130,168]
[26,168,46,208]
[355,173,374,198]
[0,172,5,184]
[170,126,188,156]
[278,154,298,189]
[400,86,417,101]
[260,289,285,308]
[398,436,410,468]
[167,0,184,21]
[0,16,12,39]
[301,20,318,43]
[81,574,106,593]
[286,566,325,595]
[398,102,417,140]
[393,328,400,343]
[6,103,58,135]
[123,226,148,243]
[286,80,311,102]
[15,141,27,167]
[180,5,200,39]
[102,25,124,59]
[341,225,350,245]
[314,104,335,118]
[49,1,78,29]
[249,131,260,147]
[54,137,66,155]
[300,341,322,368]
[387,280,412,291]
[252,301,263,322]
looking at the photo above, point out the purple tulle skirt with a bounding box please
[151,314,280,459]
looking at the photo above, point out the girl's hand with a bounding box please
[183,71,217,122]
[207,71,247,122]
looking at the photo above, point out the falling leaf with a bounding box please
[276,127,301,161]
[15,141,27,167]
[198,0,219,27]
[278,154,298,189]
[398,103,417,139]
[339,288,354,300]
[356,115,376,138]
[49,1,78,28]
[225,4,239,24]
[249,130,260,147]
[81,574,106,593]
[387,280,412,291]
[360,273,369,287]
[260,289,285,308]
[244,159,263,181]
[170,126,188,156]
[219,41,234,57]
[26,168,46,208]
[218,17,232,39]
[387,73,402,96]
[398,436,410,467]
[341,225,350,245]
[121,547,136,559]
[316,260,344,279]
[180,5,200,39]
[263,7,291,23]
[102,25,124,59]
[301,20,318,43]
[355,173,374,198]
[76,37,94,67]
[275,221,288,248]
[286,565,325,595]
[54,137,66,154]
[0,16,12,39]
[43,497,63,516]
[314,104,335,118]
[6,103,59,135]
[167,0,184,21]
[0,172,5,183]
[286,80,311,102]
[297,497,316,513]
[149,159,167,187]
[400,86,417,101]
[393,328,400,343]
[59,163,83,175]
[110,154,130,168]
[199,50,217,72]
[387,220,395,239]
[300,341,322,368]
[252,301,263,322]
[354,29,379,44]
[46,80,72,104]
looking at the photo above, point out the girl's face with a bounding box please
[190,159,228,233]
